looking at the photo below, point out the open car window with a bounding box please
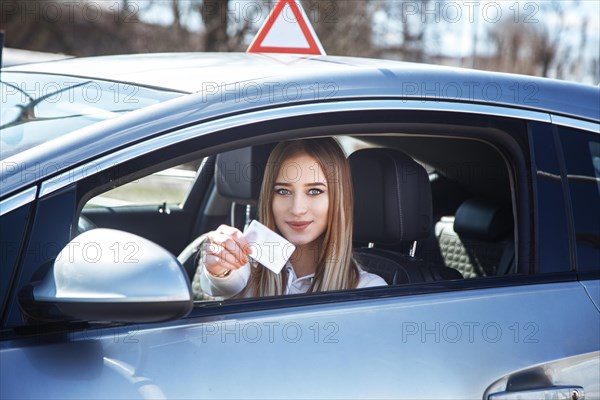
[78,125,522,304]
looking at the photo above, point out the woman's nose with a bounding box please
[290,194,308,215]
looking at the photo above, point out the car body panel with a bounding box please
[1,282,599,399]
[581,280,600,312]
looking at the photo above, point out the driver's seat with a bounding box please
[179,144,275,294]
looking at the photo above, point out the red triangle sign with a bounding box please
[247,0,326,55]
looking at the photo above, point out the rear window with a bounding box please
[0,72,181,160]
[559,126,600,271]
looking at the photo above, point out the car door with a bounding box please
[1,100,598,399]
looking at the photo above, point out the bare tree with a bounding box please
[0,0,201,55]
[300,0,374,56]
[374,0,434,62]
[172,0,183,33]
[200,0,229,51]
[483,2,583,79]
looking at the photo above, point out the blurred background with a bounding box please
[1,0,598,84]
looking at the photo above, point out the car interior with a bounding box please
[79,124,520,302]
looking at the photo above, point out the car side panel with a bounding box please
[581,280,600,312]
[1,282,598,399]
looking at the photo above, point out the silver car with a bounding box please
[1,53,599,399]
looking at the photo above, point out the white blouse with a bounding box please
[199,260,387,299]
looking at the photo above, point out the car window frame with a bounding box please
[3,99,572,328]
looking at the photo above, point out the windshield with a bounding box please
[0,72,182,160]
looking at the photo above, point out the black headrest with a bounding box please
[350,148,432,244]
[454,199,513,240]
[215,144,275,204]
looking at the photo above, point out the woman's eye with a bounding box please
[308,188,324,196]
[275,188,290,195]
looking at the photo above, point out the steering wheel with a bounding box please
[77,215,97,234]
[177,234,208,280]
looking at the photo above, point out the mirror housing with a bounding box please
[24,229,193,323]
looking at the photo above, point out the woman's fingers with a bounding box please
[204,242,245,268]
[215,225,251,254]
[205,225,250,267]
[209,226,251,264]
[207,234,247,266]
[203,253,238,274]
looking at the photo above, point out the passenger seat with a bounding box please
[435,199,514,278]
[350,148,463,285]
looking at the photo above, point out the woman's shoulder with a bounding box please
[356,266,388,288]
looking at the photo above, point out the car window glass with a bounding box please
[559,126,600,271]
[0,73,181,160]
[84,161,201,208]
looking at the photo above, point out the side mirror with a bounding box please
[24,229,192,323]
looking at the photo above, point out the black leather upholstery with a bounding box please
[435,199,514,278]
[350,148,462,285]
[350,148,432,244]
[215,144,276,205]
[215,144,276,230]
[355,248,462,285]
[454,199,512,240]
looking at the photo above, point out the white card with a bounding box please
[243,220,295,274]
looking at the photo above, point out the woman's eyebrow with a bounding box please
[274,182,327,187]
[306,182,327,187]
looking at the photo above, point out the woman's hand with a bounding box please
[203,224,251,277]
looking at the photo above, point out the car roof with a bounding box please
[6,52,599,122]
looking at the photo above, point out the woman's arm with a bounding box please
[196,256,250,298]
[356,268,388,288]
[191,225,252,300]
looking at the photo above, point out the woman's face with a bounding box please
[272,153,329,247]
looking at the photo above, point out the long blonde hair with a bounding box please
[243,138,359,297]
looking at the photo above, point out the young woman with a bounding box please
[194,138,386,299]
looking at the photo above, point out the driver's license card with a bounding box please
[243,220,295,274]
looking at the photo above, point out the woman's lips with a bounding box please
[287,221,311,231]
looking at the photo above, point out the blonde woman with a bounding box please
[196,138,386,299]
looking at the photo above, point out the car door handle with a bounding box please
[488,386,584,400]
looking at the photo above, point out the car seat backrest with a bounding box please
[351,148,432,244]
[185,144,276,297]
[436,198,514,278]
[350,148,462,285]
[215,144,276,230]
